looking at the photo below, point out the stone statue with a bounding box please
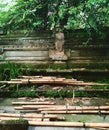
[55,32,64,52]
[49,31,68,60]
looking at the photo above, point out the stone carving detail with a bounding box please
[55,32,64,52]
[0,37,53,47]
[49,32,68,61]
[0,36,68,61]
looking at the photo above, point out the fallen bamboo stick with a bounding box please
[14,105,65,110]
[0,118,108,129]
[12,101,55,105]
[0,117,49,121]
[14,106,24,110]
[19,76,43,78]
[0,84,7,89]
[0,77,109,86]
[14,106,55,110]
[19,76,65,81]
[15,106,109,114]
[18,76,54,79]
[38,105,109,111]
[0,81,9,84]
[28,121,109,128]
[15,105,109,111]
[41,110,109,114]
[0,119,107,129]
[0,113,65,121]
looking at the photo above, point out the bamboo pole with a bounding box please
[0,113,54,118]
[14,107,24,110]
[0,119,108,129]
[12,101,55,105]
[14,105,66,110]
[28,121,109,128]
[0,76,109,86]
[41,110,109,114]
[0,117,49,121]
[18,76,54,79]
[19,76,43,78]
[0,113,65,121]
[0,84,7,89]
[15,105,109,111]
[14,105,56,110]
[38,105,109,111]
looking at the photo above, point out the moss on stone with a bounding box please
[0,119,28,130]
[1,119,28,125]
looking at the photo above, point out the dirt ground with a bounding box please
[0,97,109,124]
[0,97,109,113]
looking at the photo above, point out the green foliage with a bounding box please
[75,91,109,98]
[92,85,109,90]
[67,0,109,40]
[10,89,109,98]
[5,0,48,33]
[0,1,15,33]
[11,91,37,98]
[44,90,73,98]
[0,0,108,39]
[47,0,68,31]
[3,62,23,80]
[4,119,28,124]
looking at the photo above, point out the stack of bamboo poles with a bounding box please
[12,101,109,129]
[0,100,109,129]
[13,101,109,115]
[0,113,109,129]
[0,113,65,122]
[0,100,65,122]
[0,76,109,86]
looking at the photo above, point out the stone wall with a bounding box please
[0,37,53,63]
[0,34,109,68]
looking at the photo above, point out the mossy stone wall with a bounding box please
[0,31,109,69]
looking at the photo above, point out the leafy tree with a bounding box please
[5,0,49,33]
[0,2,8,32]
[67,0,109,40]
[0,1,16,34]
[0,0,109,39]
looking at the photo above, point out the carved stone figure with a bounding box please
[55,32,64,52]
[49,31,68,60]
